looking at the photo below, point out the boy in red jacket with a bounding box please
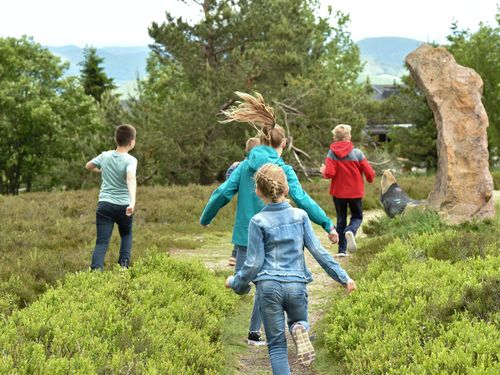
[320,124,375,256]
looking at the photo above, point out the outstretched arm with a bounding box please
[285,165,334,234]
[302,214,351,285]
[200,162,242,226]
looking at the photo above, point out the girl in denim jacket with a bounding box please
[226,164,356,374]
[202,92,339,346]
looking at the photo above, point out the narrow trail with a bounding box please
[170,209,384,374]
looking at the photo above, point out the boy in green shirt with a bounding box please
[86,124,137,270]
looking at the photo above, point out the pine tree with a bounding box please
[79,46,115,102]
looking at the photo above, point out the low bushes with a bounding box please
[0,254,236,374]
[319,210,500,374]
[0,175,433,316]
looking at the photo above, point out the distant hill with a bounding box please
[47,37,424,95]
[356,37,423,84]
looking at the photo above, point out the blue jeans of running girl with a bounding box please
[235,244,262,333]
[257,280,309,375]
[91,201,133,270]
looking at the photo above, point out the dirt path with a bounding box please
[170,209,384,374]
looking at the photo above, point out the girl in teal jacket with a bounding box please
[200,92,338,345]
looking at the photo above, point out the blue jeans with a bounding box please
[257,280,309,375]
[91,201,133,270]
[333,197,363,253]
[235,245,262,332]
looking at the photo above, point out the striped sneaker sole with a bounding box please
[292,324,315,366]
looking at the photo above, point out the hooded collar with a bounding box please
[330,141,353,158]
[247,145,285,171]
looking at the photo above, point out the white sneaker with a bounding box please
[334,252,348,257]
[291,324,315,366]
[345,231,357,253]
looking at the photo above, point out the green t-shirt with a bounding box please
[91,151,137,205]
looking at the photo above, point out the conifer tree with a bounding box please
[79,46,115,102]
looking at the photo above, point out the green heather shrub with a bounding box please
[322,255,500,374]
[0,254,236,374]
[0,185,236,315]
[320,208,500,374]
[0,175,432,315]
[363,209,446,238]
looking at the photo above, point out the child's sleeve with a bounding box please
[284,165,334,233]
[322,151,336,179]
[200,162,242,226]
[127,157,138,175]
[230,218,265,294]
[90,153,104,168]
[302,213,351,285]
[360,154,375,183]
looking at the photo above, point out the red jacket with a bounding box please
[322,141,375,198]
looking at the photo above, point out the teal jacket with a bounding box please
[200,145,334,246]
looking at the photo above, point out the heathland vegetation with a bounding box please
[1,175,499,373]
[1,1,499,373]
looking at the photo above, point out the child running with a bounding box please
[85,124,137,270]
[320,124,375,256]
[200,92,339,346]
[226,137,260,267]
[225,164,356,374]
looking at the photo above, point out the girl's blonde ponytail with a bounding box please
[221,92,286,148]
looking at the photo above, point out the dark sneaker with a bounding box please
[247,331,266,346]
[291,324,315,366]
[345,231,357,253]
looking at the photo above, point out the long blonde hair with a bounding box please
[221,92,286,149]
[254,164,288,203]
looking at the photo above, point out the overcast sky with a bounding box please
[0,0,497,47]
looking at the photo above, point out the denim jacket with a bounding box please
[230,201,351,294]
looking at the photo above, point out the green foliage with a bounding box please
[0,37,105,194]
[447,14,500,159]
[128,0,367,185]
[0,254,236,373]
[363,209,445,238]
[385,75,437,169]
[491,169,500,189]
[319,207,500,374]
[79,46,116,103]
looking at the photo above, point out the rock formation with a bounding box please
[405,44,495,224]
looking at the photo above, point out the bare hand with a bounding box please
[126,205,134,216]
[225,276,234,289]
[346,280,356,294]
[328,228,339,244]
[320,163,326,175]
